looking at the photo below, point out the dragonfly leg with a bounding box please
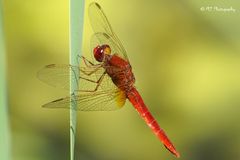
[77,55,101,67]
[76,72,106,92]
[79,64,103,76]
[80,55,94,66]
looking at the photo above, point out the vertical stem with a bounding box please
[69,0,85,160]
[0,1,10,160]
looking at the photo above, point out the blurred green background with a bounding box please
[3,0,240,159]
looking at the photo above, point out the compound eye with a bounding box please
[93,45,104,62]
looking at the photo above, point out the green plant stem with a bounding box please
[0,1,10,160]
[69,0,85,160]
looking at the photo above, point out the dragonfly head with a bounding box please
[93,44,111,62]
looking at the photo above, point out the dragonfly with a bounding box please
[38,2,180,158]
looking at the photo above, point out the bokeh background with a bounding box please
[2,0,240,159]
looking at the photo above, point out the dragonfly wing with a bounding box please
[88,2,114,38]
[37,64,105,91]
[43,88,126,111]
[38,63,127,111]
[88,2,128,60]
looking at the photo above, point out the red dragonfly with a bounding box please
[38,2,180,158]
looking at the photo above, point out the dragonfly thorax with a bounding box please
[93,44,111,62]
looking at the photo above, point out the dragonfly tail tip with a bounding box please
[175,152,180,158]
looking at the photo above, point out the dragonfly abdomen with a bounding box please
[127,87,180,158]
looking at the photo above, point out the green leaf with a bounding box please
[69,0,85,160]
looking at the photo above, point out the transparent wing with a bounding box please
[37,63,127,91]
[37,64,105,91]
[42,88,126,111]
[88,2,128,60]
[38,63,127,111]
[88,2,113,38]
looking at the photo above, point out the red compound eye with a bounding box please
[93,45,104,62]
